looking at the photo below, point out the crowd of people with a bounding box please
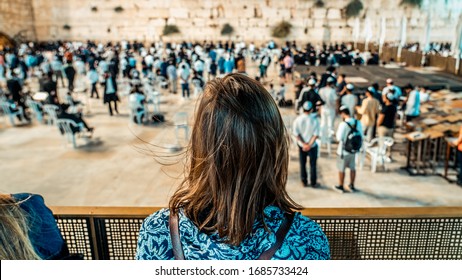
[2,38,462,261]
[288,64,429,192]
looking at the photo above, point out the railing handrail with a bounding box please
[50,206,462,219]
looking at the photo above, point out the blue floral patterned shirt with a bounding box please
[136,205,330,260]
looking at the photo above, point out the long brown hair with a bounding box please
[0,194,41,260]
[169,73,301,246]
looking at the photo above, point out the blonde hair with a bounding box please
[0,194,41,260]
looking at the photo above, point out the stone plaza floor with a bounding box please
[1,61,462,208]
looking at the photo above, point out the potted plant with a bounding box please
[271,21,292,38]
[221,23,234,36]
[163,25,180,36]
[314,0,325,8]
[400,0,422,8]
[345,0,364,18]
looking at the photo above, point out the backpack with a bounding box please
[343,120,362,153]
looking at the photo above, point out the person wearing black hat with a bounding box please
[293,101,320,188]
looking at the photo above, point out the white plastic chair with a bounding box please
[26,98,44,123]
[129,107,145,125]
[174,112,189,143]
[56,119,81,148]
[146,91,161,114]
[43,104,60,125]
[0,101,25,126]
[365,137,394,172]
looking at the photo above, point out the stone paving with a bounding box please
[1,61,462,208]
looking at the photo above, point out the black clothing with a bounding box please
[7,78,22,101]
[297,88,325,112]
[380,104,397,129]
[64,65,76,91]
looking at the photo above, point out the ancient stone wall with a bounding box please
[1,0,461,44]
[0,0,37,42]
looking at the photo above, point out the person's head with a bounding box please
[269,83,274,89]
[383,91,394,104]
[386,78,394,86]
[0,194,41,260]
[327,77,335,86]
[365,88,373,98]
[307,78,316,87]
[302,101,313,114]
[346,83,354,93]
[169,73,300,246]
[339,105,351,120]
[404,83,413,93]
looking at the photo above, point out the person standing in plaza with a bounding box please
[382,78,402,102]
[377,92,397,138]
[167,60,178,94]
[403,85,421,123]
[179,65,190,99]
[318,77,338,140]
[103,71,119,116]
[293,101,320,188]
[283,51,294,82]
[51,55,65,88]
[356,88,381,142]
[340,83,357,118]
[335,106,363,193]
[87,67,99,99]
[296,79,324,113]
[64,61,76,92]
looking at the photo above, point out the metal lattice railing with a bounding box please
[52,207,462,260]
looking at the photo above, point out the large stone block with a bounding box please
[327,8,342,20]
[312,8,326,20]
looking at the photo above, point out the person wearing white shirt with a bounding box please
[166,62,178,94]
[404,86,420,122]
[340,83,358,118]
[87,67,99,98]
[194,59,205,76]
[318,77,338,139]
[144,53,154,68]
[179,65,190,98]
[335,106,363,193]
[292,101,320,187]
[382,79,402,101]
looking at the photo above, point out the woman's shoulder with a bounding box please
[140,208,170,233]
[278,212,330,260]
[136,208,173,260]
[12,193,46,209]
